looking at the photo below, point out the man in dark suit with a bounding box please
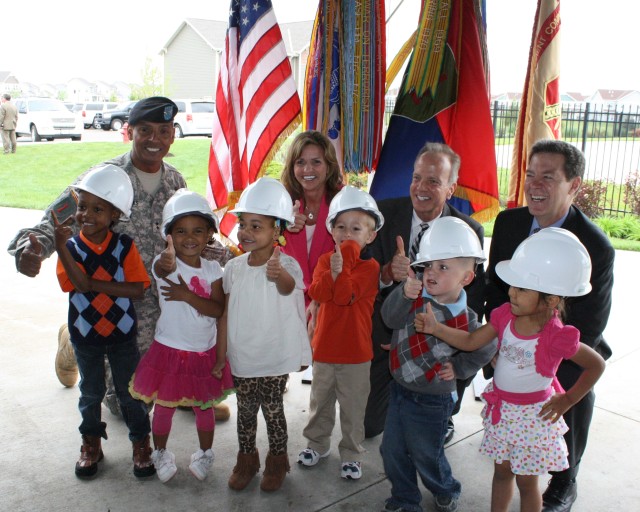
[485,139,614,512]
[365,142,489,440]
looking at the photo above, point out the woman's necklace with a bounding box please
[304,204,318,220]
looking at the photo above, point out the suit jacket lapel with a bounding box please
[386,198,413,258]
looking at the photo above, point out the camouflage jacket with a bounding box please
[8,152,186,279]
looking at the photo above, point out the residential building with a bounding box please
[588,89,640,108]
[159,18,313,100]
[0,71,20,96]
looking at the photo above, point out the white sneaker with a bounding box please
[301,365,313,384]
[189,448,214,481]
[297,448,330,467]
[341,461,362,480]
[152,448,177,483]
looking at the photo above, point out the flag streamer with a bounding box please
[303,0,386,174]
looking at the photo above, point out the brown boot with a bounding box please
[132,435,156,478]
[214,402,231,422]
[260,452,290,492]
[56,324,78,388]
[228,450,260,490]
[75,435,104,478]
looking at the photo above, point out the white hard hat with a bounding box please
[74,164,133,218]
[325,186,384,232]
[161,188,218,240]
[231,177,295,225]
[495,227,592,297]
[412,217,485,266]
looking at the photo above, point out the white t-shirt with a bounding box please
[494,320,553,394]
[222,252,311,378]
[152,255,223,352]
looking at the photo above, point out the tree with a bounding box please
[130,57,163,99]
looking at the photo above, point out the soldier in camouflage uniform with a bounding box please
[7,97,233,420]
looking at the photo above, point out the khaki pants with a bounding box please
[2,129,17,153]
[302,361,371,462]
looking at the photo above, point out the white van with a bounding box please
[73,102,118,128]
[173,99,215,138]
[15,97,83,142]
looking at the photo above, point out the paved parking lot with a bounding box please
[17,126,126,145]
[17,126,211,146]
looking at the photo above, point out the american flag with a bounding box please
[207,0,301,236]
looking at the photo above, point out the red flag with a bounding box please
[508,0,561,208]
[371,0,499,223]
[207,0,301,236]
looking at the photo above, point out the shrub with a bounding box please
[624,171,640,216]
[594,216,626,238]
[594,215,640,240]
[574,179,607,218]
[618,216,640,241]
[347,172,370,189]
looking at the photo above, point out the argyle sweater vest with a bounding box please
[390,295,470,386]
[66,233,137,346]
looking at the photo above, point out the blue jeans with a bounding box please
[73,341,150,442]
[381,381,461,512]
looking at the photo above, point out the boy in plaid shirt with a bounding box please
[379,217,497,512]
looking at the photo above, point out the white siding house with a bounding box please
[588,89,640,108]
[160,18,312,100]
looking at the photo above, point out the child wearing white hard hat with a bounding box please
[380,216,497,512]
[414,227,606,512]
[129,189,234,484]
[297,186,383,481]
[219,177,312,493]
[53,164,154,480]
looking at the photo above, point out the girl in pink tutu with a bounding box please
[130,189,234,483]
[414,228,606,512]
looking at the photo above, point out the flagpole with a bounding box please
[386,0,406,23]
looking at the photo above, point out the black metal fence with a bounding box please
[384,99,640,216]
[492,101,640,216]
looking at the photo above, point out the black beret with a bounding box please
[128,97,178,125]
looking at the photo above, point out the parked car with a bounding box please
[14,97,83,142]
[73,102,118,128]
[95,101,137,131]
[173,99,215,138]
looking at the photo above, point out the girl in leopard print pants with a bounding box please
[215,179,312,492]
[234,375,289,455]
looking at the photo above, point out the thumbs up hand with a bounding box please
[53,215,75,251]
[18,233,45,277]
[388,235,410,282]
[266,246,283,281]
[403,266,422,300]
[157,235,177,274]
[288,199,306,233]
[330,241,343,279]
[414,302,437,334]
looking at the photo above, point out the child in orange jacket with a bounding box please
[297,186,384,481]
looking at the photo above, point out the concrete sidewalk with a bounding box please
[0,207,638,511]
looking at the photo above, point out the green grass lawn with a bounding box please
[0,139,212,209]
[1,140,638,251]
